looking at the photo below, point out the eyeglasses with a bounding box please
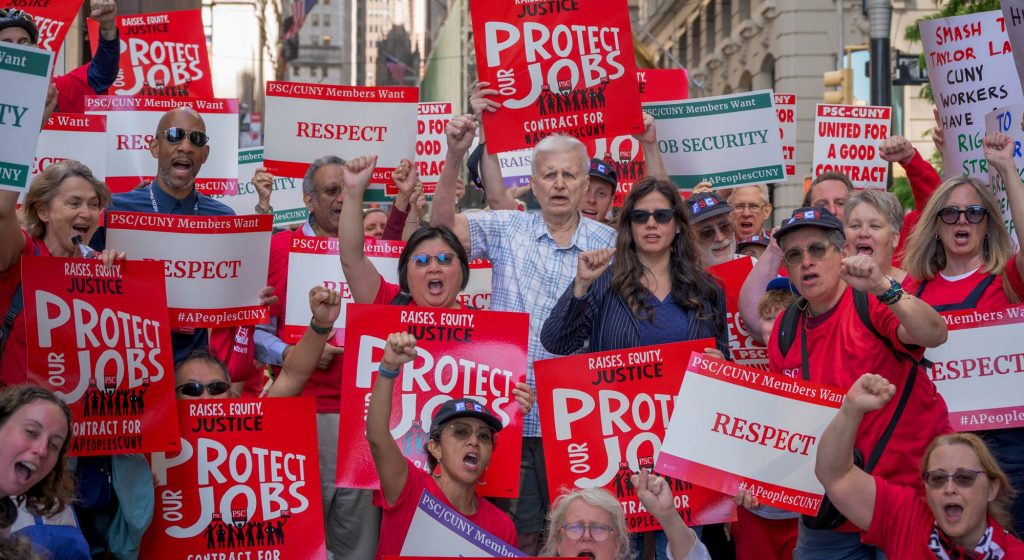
[732,203,765,212]
[175,381,230,397]
[446,422,494,444]
[782,242,832,266]
[412,252,456,267]
[629,209,674,224]
[561,523,614,542]
[159,127,210,147]
[316,186,343,199]
[922,469,986,489]
[697,220,735,242]
[937,205,987,225]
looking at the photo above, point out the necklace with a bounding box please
[148,184,199,214]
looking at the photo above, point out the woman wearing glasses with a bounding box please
[902,132,1024,535]
[816,373,1024,557]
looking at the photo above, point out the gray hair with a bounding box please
[531,134,589,177]
[727,184,770,205]
[540,487,634,560]
[845,189,904,234]
[302,155,346,195]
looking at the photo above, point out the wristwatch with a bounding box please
[255,204,274,215]
[876,276,904,305]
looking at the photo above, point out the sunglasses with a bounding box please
[922,468,986,489]
[629,209,674,225]
[412,252,456,267]
[446,422,494,444]
[697,220,735,242]
[782,241,832,266]
[159,127,210,147]
[937,205,987,225]
[561,522,614,542]
[175,381,230,397]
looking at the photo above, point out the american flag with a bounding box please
[285,0,317,40]
[384,53,409,83]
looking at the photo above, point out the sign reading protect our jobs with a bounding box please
[646,89,785,189]
[0,42,53,193]
[0,0,84,53]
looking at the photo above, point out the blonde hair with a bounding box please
[921,433,1016,533]
[540,487,634,559]
[20,160,110,239]
[759,289,796,319]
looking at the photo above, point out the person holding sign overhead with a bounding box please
[815,373,1024,558]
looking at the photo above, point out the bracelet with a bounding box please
[308,319,332,335]
[876,276,905,306]
[378,365,401,379]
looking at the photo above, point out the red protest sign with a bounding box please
[413,102,452,196]
[337,304,528,497]
[812,104,891,189]
[469,0,644,152]
[708,257,769,370]
[0,0,83,53]
[535,341,736,531]
[34,113,107,182]
[21,257,179,456]
[88,9,213,97]
[142,398,326,559]
[638,68,689,102]
[774,94,797,177]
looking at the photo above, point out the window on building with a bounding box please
[678,33,687,67]
[722,0,732,35]
[324,0,330,4]
[321,66,328,78]
[691,19,701,67]
[292,65,299,77]
[323,14,330,27]
[740,0,750,19]
[705,3,716,51]
[312,14,319,27]
[312,35,320,46]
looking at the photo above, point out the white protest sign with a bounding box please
[656,354,843,516]
[926,305,1024,431]
[33,114,107,181]
[921,11,1024,180]
[106,212,272,328]
[400,490,524,557]
[1001,0,1024,94]
[984,105,1023,247]
[84,96,239,194]
[413,102,452,196]
[0,42,53,193]
[263,81,418,202]
[812,104,891,189]
[209,147,308,226]
[645,89,785,189]
[775,94,797,177]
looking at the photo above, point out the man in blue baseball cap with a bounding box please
[580,158,616,223]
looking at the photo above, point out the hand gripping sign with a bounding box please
[33,113,108,182]
[984,104,1024,247]
[0,0,84,53]
[398,490,525,557]
[535,341,736,532]
[22,257,180,456]
[469,0,644,153]
[85,95,239,194]
[708,257,769,370]
[88,9,214,97]
[105,212,272,329]
[0,42,53,194]
[656,353,844,516]
[812,104,891,189]
[141,398,327,559]
[925,305,1024,431]
[337,304,528,498]
[263,81,418,202]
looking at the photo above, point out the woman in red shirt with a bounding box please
[817,373,1023,558]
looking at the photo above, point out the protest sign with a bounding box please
[399,490,524,557]
[210,147,308,226]
[0,42,53,193]
[775,94,797,177]
[925,305,1024,431]
[263,81,418,202]
[535,341,736,531]
[708,257,769,370]
[33,114,107,184]
[1002,0,1024,94]
[22,257,179,456]
[646,90,785,189]
[657,353,844,516]
[412,102,452,196]
[85,95,239,194]
[282,238,493,344]
[469,0,644,153]
[921,11,1024,180]
[336,304,528,497]
[88,9,213,97]
[638,68,689,102]
[812,104,890,189]
[106,212,272,328]
[984,104,1023,247]
[0,0,83,53]
[142,398,326,559]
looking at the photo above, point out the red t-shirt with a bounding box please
[863,475,1024,558]
[0,232,49,386]
[768,288,952,508]
[894,151,941,270]
[904,254,1023,311]
[373,276,402,304]
[375,458,517,559]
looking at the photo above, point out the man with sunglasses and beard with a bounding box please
[757,207,950,560]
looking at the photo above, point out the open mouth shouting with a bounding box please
[14,460,38,487]
[463,451,480,472]
[170,157,195,180]
[942,502,964,525]
[427,278,445,296]
[854,243,874,256]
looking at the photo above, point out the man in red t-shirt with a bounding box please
[763,206,950,560]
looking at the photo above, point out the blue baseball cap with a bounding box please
[589,158,617,187]
[774,207,844,243]
[686,192,732,224]
[431,398,503,432]
[737,234,771,251]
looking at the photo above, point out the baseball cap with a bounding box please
[766,276,799,295]
[0,9,39,44]
[774,207,844,243]
[737,234,771,252]
[589,159,617,188]
[686,192,732,224]
[431,398,503,433]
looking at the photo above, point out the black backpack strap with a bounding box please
[960,274,997,309]
[852,289,933,368]
[775,297,806,358]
